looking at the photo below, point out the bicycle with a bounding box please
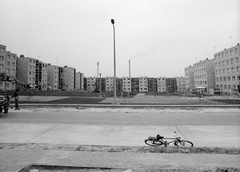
[144,131,194,147]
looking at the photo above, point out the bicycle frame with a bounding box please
[145,131,194,147]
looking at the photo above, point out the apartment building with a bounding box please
[105,76,114,92]
[184,65,194,91]
[76,72,84,90]
[166,78,177,93]
[193,58,215,94]
[176,76,186,93]
[17,55,36,89]
[86,77,96,92]
[0,44,17,91]
[157,77,166,92]
[17,55,49,90]
[122,77,131,92]
[214,44,240,94]
[62,66,76,91]
[131,77,139,93]
[139,76,148,93]
[47,65,59,90]
[148,78,157,93]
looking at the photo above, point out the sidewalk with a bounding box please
[1,123,239,147]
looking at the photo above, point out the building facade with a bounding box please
[176,76,186,93]
[184,65,194,91]
[214,44,240,94]
[122,77,131,92]
[76,72,84,91]
[139,76,148,93]
[86,77,96,92]
[47,65,59,90]
[62,66,75,91]
[0,44,18,91]
[193,58,215,94]
[157,77,166,92]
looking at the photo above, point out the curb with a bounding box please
[18,104,240,109]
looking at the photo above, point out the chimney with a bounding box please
[129,60,131,78]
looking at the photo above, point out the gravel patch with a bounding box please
[1,143,240,155]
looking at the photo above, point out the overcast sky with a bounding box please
[0,0,239,78]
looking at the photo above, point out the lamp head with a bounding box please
[111,19,115,24]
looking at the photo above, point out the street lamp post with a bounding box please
[111,19,117,104]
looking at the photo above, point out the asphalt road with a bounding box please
[1,107,240,126]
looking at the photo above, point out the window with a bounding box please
[226,60,229,65]
[0,47,4,52]
[236,57,239,63]
[218,62,221,67]
[222,61,225,66]
[0,56,4,61]
[232,76,236,81]
[230,50,233,55]
[237,66,239,72]
[235,48,238,54]
[223,69,225,74]
[0,64,3,69]
[231,67,235,73]
[231,58,234,64]
[227,68,230,73]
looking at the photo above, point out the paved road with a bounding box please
[0,108,239,147]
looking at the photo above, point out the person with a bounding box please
[11,91,20,110]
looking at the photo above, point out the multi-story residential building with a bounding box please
[0,44,18,91]
[76,72,84,91]
[17,55,37,89]
[58,67,63,90]
[105,76,114,92]
[157,77,166,92]
[131,77,139,93]
[139,76,148,93]
[86,76,96,92]
[47,65,59,90]
[193,58,215,94]
[184,65,194,91]
[148,77,157,93]
[17,55,49,90]
[214,43,240,94]
[62,66,75,91]
[166,78,177,93]
[122,77,131,92]
[176,76,186,93]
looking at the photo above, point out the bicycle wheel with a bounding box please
[144,139,163,146]
[176,140,194,147]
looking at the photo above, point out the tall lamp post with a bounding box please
[111,19,117,104]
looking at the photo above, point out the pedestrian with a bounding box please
[11,91,20,110]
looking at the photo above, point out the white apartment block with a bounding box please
[193,58,215,94]
[122,77,131,92]
[86,77,96,92]
[76,72,84,90]
[157,77,166,92]
[139,76,148,93]
[105,76,113,92]
[62,66,75,91]
[47,65,59,90]
[0,44,17,90]
[176,76,186,93]
[184,65,194,91]
[214,44,240,94]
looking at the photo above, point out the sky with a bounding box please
[0,0,239,78]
